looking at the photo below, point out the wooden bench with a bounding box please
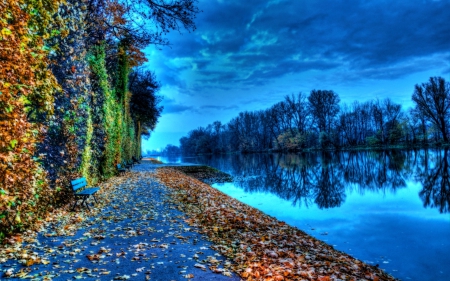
[124,160,133,169]
[70,177,100,211]
[117,163,127,174]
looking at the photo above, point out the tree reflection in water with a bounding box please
[417,149,450,213]
[192,149,450,213]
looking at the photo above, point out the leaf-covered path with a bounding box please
[0,163,239,280]
[1,160,400,281]
[153,167,399,281]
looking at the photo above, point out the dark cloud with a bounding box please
[147,0,450,100]
[178,0,450,87]
[243,60,340,85]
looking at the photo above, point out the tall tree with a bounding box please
[129,69,163,138]
[307,90,340,134]
[284,93,310,134]
[412,77,450,142]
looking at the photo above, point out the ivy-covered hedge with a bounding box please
[0,0,146,239]
[0,0,62,239]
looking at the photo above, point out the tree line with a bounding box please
[179,77,450,155]
[191,149,450,213]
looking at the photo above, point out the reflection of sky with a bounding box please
[213,181,450,281]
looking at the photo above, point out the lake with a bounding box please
[156,149,450,281]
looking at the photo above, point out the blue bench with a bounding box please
[117,163,127,174]
[124,160,133,169]
[70,177,100,211]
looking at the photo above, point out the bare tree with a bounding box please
[412,77,450,142]
[383,98,403,144]
[284,93,310,134]
[307,90,340,134]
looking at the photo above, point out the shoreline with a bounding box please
[172,143,450,157]
[155,166,399,281]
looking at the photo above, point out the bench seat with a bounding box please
[76,187,100,195]
[117,163,127,174]
[71,177,100,211]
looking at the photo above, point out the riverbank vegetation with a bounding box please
[180,77,450,154]
[0,0,198,239]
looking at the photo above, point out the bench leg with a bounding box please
[72,195,98,212]
[71,199,79,212]
[80,196,91,211]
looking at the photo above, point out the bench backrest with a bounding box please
[71,177,87,192]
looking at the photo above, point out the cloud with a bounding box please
[161,99,240,114]
[200,105,239,110]
[165,0,450,90]
[161,98,196,114]
[146,0,450,109]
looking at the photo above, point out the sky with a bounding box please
[141,0,450,151]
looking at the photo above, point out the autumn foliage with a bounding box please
[155,168,397,281]
[0,0,195,239]
[0,0,61,236]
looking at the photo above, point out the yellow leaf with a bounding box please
[26,259,35,266]
[1,28,11,36]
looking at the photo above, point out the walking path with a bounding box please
[0,161,240,280]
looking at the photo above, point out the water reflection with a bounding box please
[187,149,450,213]
[416,149,450,213]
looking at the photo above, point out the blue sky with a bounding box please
[141,0,450,151]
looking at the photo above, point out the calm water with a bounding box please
[157,150,450,281]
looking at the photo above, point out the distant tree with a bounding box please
[129,69,163,137]
[337,101,374,147]
[210,121,226,153]
[307,90,340,134]
[179,136,191,155]
[276,130,305,151]
[383,98,403,144]
[371,99,386,143]
[410,106,429,143]
[284,93,310,135]
[163,144,181,155]
[412,77,450,142]
[180,127,215,155]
